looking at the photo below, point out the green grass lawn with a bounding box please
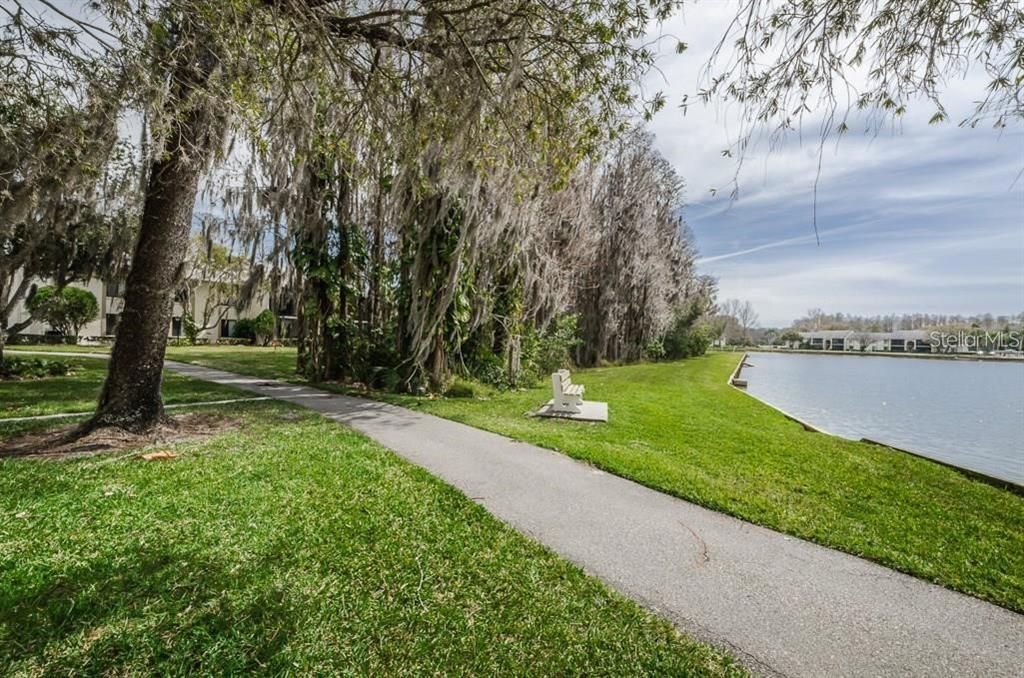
[0,403,740,676]
[386,354,1024,613]
[8,345,1022,612]
[3,344,111,354]
[165,345,300,380]
[6,344,301,381]
[0,358,244,420]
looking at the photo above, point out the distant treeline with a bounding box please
[789,310,1024,332]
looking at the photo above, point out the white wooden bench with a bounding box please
[551,369,585,413]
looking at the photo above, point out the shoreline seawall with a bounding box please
[727,354,1022,495]
[725,346,1023,364]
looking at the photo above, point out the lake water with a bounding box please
[742,352,1024,484]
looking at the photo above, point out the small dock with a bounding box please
[729,353,751,388]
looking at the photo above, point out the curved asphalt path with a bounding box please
[10,351,1024,676]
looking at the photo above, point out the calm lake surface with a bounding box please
[743,352,1024,484]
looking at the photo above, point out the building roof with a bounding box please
[799,330,932,340]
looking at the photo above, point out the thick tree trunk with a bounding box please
[89,141,206,430]
[87,40,219,432]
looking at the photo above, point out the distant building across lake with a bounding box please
[798,330,935,353]
[790,329,1022,356]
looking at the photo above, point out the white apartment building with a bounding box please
[7,269,281,342]
[798,329,936,352]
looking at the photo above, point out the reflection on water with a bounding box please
[743,352,1024,484]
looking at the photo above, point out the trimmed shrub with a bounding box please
[252,309,276,345]
[216,337,254,346]
[232,318,257,342]
[25,286,99,338]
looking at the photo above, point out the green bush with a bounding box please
[216,337,254,346]
[644,338,666,361]
[524,314,581,377]
[252,309,276,345]
[0,357,71,379]
[230,312,277,345]
[662,315,713,359]
[6,334,77,345]
[46,360,68,376]
[367,366,402,392]
[444,379,476,398]
[25,286,99,338]
[465,344,508,388]
[232,318,257,341]
[181,312,201,344]
[779,330,803,346]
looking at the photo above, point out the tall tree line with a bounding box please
[3,0,708,431]
[792,309,1024,333]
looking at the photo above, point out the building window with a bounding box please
[106,279,126,298]
[105,313,120,336]
[220,318,237,338]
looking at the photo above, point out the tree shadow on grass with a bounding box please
[0,545,298,674]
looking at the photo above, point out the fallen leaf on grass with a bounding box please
[139,450,179,461]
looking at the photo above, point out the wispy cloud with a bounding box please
[643,6,1024,326]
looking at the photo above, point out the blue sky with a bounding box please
[644,3,1024,327]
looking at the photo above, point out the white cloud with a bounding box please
[641,3,1024,327]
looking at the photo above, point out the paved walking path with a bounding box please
[10,351,1024,676]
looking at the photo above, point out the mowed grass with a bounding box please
[165,345,300,381]
[389,353,1024,612]
[9,345,1021,611]
[6,344,301,381]
[3,344,111,354]
[0,404,741,676]
[0,358,244,420]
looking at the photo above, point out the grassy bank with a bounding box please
[0,401,740,675]
[7,345,1022,611]
[391,353,1024,612]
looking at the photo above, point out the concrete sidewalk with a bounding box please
[10,351,1024,676]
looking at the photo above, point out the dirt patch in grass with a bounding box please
[0,413,240,459]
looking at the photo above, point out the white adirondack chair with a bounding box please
[550,369,585,413]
